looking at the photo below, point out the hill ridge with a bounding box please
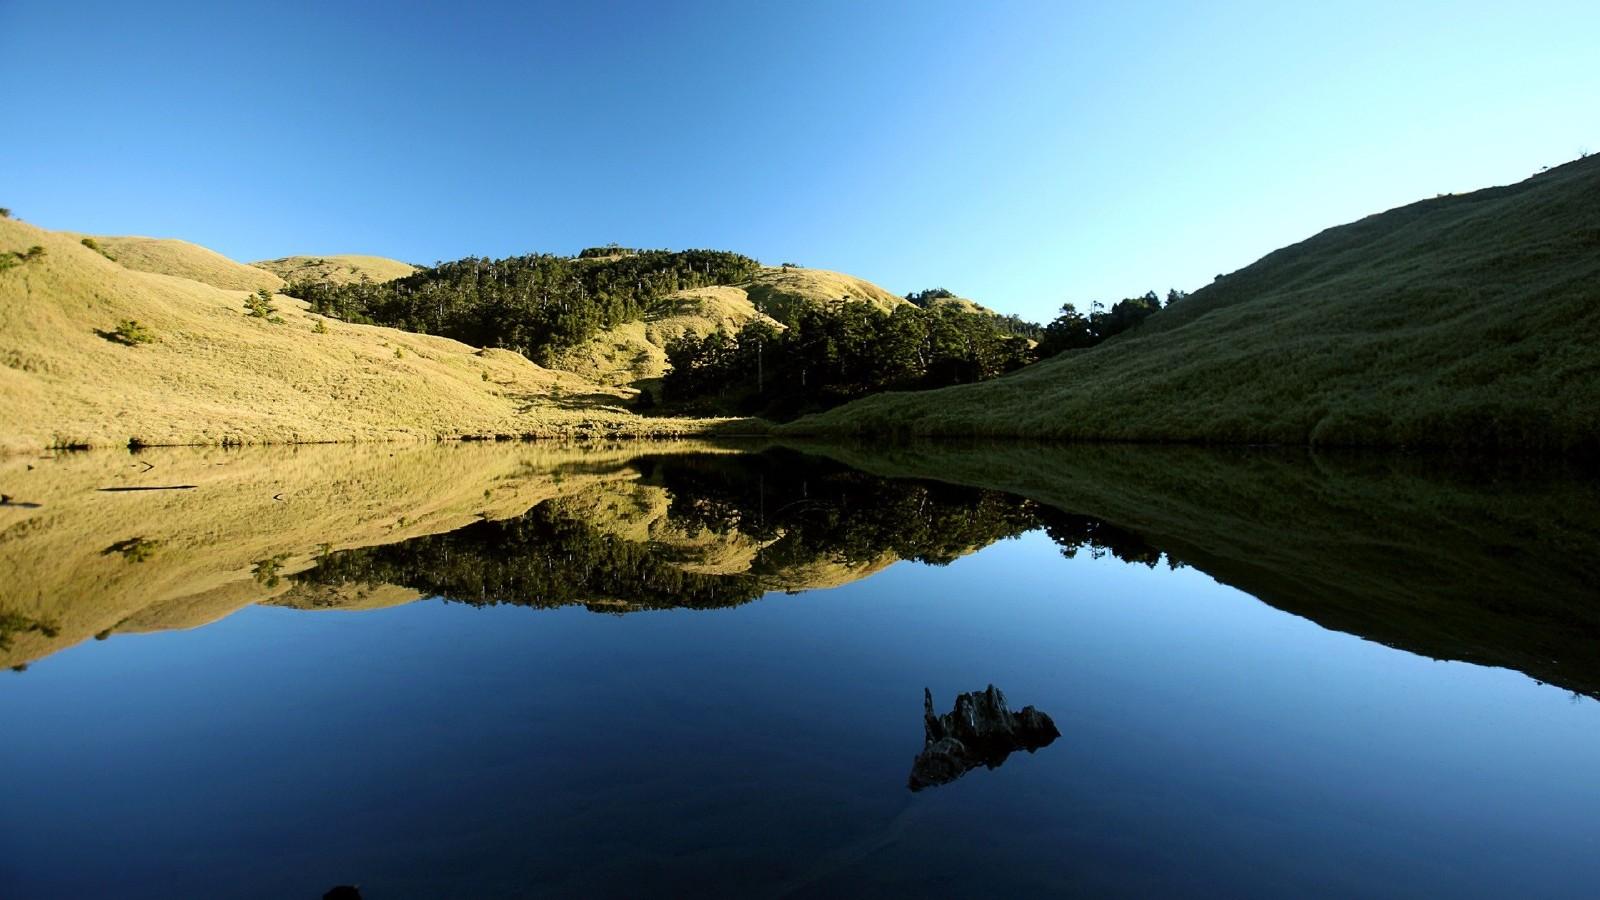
[785,155,1600,452]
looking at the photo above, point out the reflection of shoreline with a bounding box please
[801,442,1600,700]
[0,441,734,668]
[7,443,1600,708]
[289,449,1040,614]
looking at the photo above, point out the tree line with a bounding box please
[285,249,760,363]
[658,287,1189,418]
[1035,289,1186,358]
[658,302,1035,418]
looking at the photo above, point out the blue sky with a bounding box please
[4,0,1595,321]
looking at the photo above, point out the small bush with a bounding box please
[102,536,161,562]
[312,317,328,334]
[393,347,404,359]
[252,553,290,588]
[245,288,283,323]
[1,246,45,272]
[81,237,115,260]
[0,207,10,218]
[108,319,156,345]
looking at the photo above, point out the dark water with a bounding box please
[2,446,1599,898]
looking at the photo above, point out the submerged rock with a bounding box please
[908,685,1060,792]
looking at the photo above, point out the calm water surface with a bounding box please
[1,445,1597,897]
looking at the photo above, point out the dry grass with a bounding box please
[548,285,785,387]
[788,156,1600,451]
[252,254,417,286]
[547,267,909,387]
[0,218,743,453]
[65,233,285,292]
[546,477,895,588]
[741,265,908,322]
[925,295,995,315]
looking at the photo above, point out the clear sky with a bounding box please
[4,0,1595,321]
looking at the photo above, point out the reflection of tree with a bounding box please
[0,611,59,652]
[297,452,1050,610]
[299,502,764,611]
[641,450,1042,568]
[293,450,1201,613]
[1034,509,1176,568]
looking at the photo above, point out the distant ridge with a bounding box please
[253,254,416,286]
[67,233,284,292]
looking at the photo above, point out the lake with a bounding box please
[2,442,1598,898]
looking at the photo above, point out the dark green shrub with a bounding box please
[81,237,115,260]
[108,319,156,345]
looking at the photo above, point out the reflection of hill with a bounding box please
[803,442,1600,699]
[0,442,727,667]
[293,451,1036,613]
[11,441,1599,706]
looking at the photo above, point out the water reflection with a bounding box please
[291,450,1053,612]
[2,442,1597,700]
[4,442,1600,897]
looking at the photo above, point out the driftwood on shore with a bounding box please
[908,685,1060,792]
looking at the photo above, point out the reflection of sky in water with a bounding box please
[3,530,1598,898]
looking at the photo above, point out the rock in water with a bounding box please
[908,684,1060,792]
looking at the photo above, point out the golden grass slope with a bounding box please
[547,285,784,387]
[788,156,1600,451]
[0,218,733,453]
[252,254,417,286]
[546,266,909,387]
[68,233,285,292]
[743,265,908,322]
[925,294,996,316]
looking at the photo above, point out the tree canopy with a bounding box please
[285,248,760,363]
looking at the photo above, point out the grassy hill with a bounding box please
[544,266,908,387]
[0,218,731,452]
[547,285,783,387]
[742,265,908,322]
[253,253,417,286]
[67,233,285,292]
[786,156,1600,452]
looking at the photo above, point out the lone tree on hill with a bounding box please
[245,288,283,323]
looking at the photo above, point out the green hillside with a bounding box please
[785,155,1600,452]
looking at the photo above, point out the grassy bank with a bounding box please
[0,217,741,452]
